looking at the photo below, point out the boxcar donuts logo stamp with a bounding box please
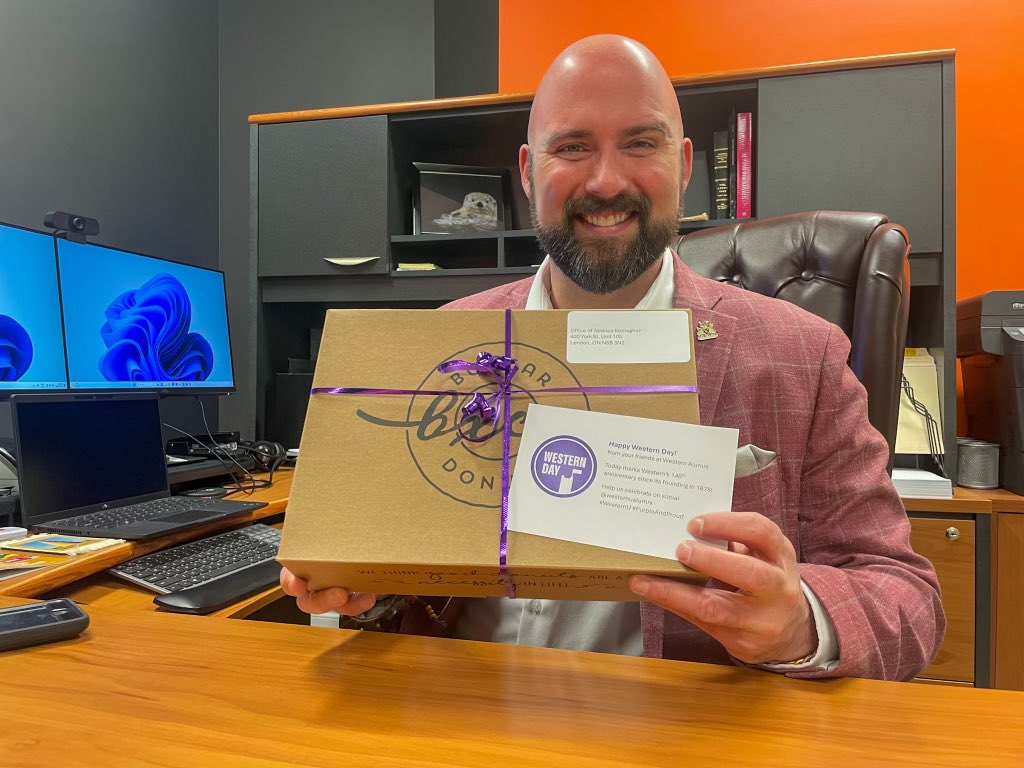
[355,341,591,508]
[530,435,597,498]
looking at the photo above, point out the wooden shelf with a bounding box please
[390,266,535,278]
[390,220,752,248]
[956,487,1024,513]
[902,487,994,514]
[392,230,509,243]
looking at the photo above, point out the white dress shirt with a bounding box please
[455,250,839,670]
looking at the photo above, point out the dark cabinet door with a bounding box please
[258,116,388,276]
[757,63,943,253]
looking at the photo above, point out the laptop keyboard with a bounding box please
[110,524,281,593]
[54,496,223,530]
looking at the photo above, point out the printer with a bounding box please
[957,291,1024,494]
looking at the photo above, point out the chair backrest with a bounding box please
[677,211,911,461]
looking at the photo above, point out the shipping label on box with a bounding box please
[278,308,707,600]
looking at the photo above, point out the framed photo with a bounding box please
[412,163,512,235]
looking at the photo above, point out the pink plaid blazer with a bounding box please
[442,252,944,681]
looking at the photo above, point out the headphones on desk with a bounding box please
[240,440,288,475]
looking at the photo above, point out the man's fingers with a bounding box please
[629,575,745,630]
[280,569,378,616]
[689,512,793,565]
[279,567,307,597]
[337,592,379,616]
[296,588,376,617]
[677,540,782,595]
[730,541,752,557]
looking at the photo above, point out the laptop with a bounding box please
[11,393,265,540]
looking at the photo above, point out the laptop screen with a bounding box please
[12,394,169,525]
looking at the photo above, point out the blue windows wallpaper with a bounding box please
[0,314,32,381]
[57,239,234,391]
[99,273,214,383]
[0,225,67,391]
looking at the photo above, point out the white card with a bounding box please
[566,311,691,364]
[510,404,738,561]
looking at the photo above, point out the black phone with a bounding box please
[0,598,90,652]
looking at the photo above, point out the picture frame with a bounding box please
[412,163,512,235]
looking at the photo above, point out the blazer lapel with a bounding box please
[670,253,736,427]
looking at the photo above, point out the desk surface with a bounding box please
[2,594,1022,768]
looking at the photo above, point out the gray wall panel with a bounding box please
[434,0,498,98]
[757,63,943,254]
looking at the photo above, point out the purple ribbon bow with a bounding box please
[437,350,519,443]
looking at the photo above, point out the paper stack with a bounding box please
[892,468,952,499]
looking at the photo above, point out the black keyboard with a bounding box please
[56,496,229,531]
[110,524,281,594]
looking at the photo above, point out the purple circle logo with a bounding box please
[531,435,597,498]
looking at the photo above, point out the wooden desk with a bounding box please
[964,488,1024,690]
[902,488,1024,690]
[2,594,1022,767]
[13,476,1024,691]
[0,473,291,601]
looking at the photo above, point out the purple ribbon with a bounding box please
[311,309,699,598]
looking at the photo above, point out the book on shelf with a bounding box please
[735,112,753,220]
[711,130,729,220]
[686,150,711,222]
[396,262,440,271]
[727,110,737,218]
[1,532,124,556]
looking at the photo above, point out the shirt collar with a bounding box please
[524,248,675,310]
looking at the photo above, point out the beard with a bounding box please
[529,173,682,295]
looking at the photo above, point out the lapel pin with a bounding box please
[695,320,718,341]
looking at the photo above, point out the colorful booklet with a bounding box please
[0,533,125,556]
[0,551,56,581]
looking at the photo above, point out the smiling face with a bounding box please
[522,37,692,294]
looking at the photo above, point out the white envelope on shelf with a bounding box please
[896,348,943,455]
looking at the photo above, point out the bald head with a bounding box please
[520,35,692,300]
[528,35,683,147]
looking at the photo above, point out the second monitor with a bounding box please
[57,238,235,393]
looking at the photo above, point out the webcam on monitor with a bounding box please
[43,211,99,243]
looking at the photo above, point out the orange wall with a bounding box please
[498,0,1024,301]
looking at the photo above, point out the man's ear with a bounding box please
[680,137,693,196]
[519,144,532,198]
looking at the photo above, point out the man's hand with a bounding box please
[279,567,377,617]
[629,512,817,665]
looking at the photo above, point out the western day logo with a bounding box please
[531,435,597,498]
[354,341,591,508]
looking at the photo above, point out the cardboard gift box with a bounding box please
[278,308,706,600]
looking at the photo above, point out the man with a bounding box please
[282,35,944,681]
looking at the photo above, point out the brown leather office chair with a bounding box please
[676,211,911,462]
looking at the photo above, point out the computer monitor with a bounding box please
[0,222,68,395]
[56,238,235,393]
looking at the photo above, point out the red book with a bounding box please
[735,112,753,219]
